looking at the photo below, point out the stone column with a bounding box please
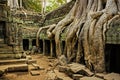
[43,39,45,55]
[50,40,53,57]
[29,39,32,50]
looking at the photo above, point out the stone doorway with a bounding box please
[32,39,36,46]
[0,21,6,43]
[23,39,29,51]
[105,44,120,73]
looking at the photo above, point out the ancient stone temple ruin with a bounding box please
[0,0,120,80]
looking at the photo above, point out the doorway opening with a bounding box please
[105,44,120,73]
[23,39,29,51]
[0,21,6,43]
[32,39,36,46]
[52,40,56,57]
[45,40,50,55]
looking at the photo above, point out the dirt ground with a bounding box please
[0,54,62,80]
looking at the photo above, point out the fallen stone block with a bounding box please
[80,76,104,80]
[26,56,32,60]
[32,63,40,70]
[104,73,120,80]
[26,60,36,64]
[80,68,94,76]
[39,66,45,70]
[21,52,26,58]
[72,74,83,80]
[46,71,58,80]
[58,55,68,66]
[67,63,94,76]
[68,63,85,73]
[95,73,106,79]
[30,70,40,76]
[6,64,28,72]
[58,66,67,72]
[54,70,73,80]
[48,63,54,67]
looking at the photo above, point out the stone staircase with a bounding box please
[0,39,14,59]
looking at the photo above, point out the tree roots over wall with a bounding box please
[38,0,120,73]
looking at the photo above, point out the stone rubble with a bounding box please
[47,56,120,80]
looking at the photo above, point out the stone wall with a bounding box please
[0,2,8,21]
[0,0,75,52]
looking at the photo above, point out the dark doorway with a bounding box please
[105,44,120,73]
[45,40,50,55]
[52,40,56,57]
[0,21,6,43]
[23,39,29,51]
[32,39,36,46]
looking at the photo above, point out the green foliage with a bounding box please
[22,0,67,13]
[22,0,42,12]
[46,0,67,12]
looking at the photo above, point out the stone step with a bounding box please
[0,53,15,59]
[0,44,13,54]
[0,64,28,73]
[0,45,12,49]
[6,64,28,72]
[0,59,27,65]
[0,50,13,53]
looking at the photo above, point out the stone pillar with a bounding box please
[29,39,32,50]
[43,39,45,55]
[50,40,53,57]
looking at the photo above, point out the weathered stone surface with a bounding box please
[104,73,120,80]
[6,64,28,72]
[80,76,104,80]
[30,70,40,76]
[72,74,83,80]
